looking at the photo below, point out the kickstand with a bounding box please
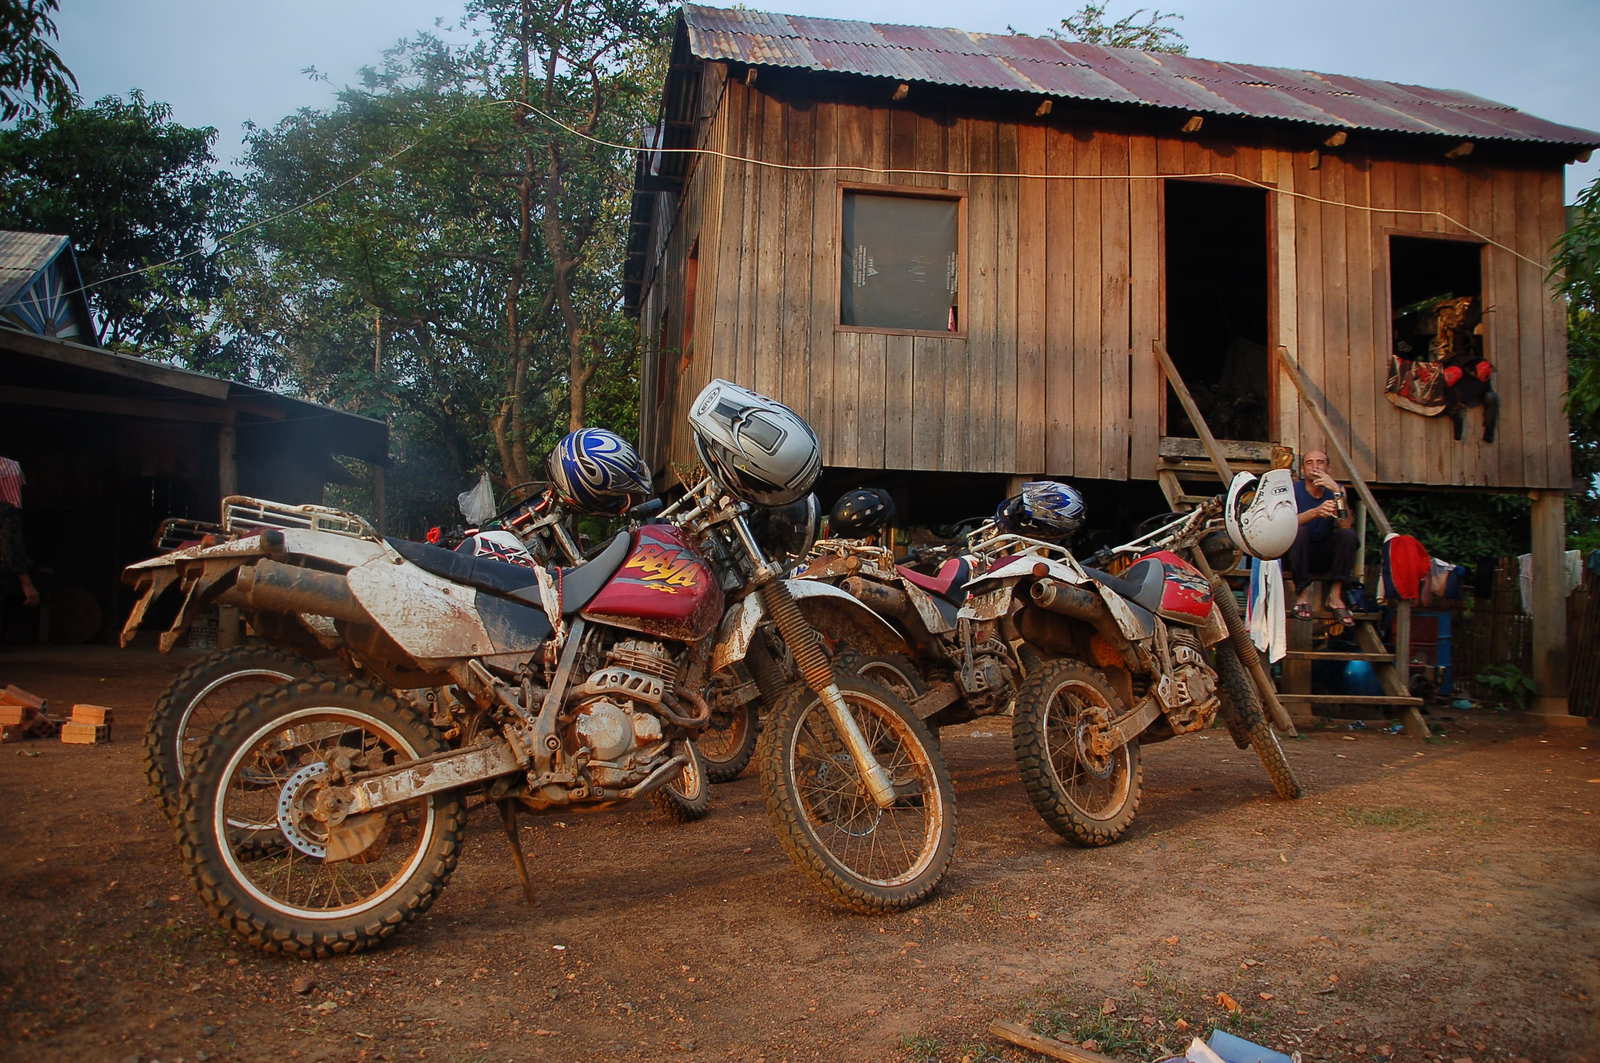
[497,799,536,906]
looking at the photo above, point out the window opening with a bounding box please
[840,191,960,332]
[1163,180,1270,442]
[1389,235,1483,362]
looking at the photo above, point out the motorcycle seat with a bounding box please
[1081,559,1166,615]
[897,557,972,602]
[388,530,632,615]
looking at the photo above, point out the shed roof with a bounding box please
[682,4,1600,149]
[0,231,71,306]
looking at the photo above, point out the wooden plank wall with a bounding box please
[643,78,1571,490]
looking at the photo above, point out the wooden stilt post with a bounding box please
[1529,490,1572,721]
[217,413,241,650]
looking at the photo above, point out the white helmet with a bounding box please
[688,379,822,506]
[1225,468,1298,560]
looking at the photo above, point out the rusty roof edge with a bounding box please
[681,5,1600,149]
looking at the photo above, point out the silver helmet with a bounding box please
[688,379,822,506]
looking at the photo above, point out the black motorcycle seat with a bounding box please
[388,530,631,615]
[556,530,631,614]
[388,537,543,596]
[1081,559,1166,615]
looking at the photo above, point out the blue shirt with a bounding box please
[1294,480,1335,542]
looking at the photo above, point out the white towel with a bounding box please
[1246,558,1287,664]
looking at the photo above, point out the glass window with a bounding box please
[840,192,959,332]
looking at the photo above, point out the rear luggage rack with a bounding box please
[222,496,378,540]
[154,517,225,552]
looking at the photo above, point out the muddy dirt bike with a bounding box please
[793,527,1032,734]
[960,494,1302,846]
[124,397,953,957]
[137,485,705,832]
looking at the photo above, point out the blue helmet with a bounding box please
[994,480,1086,541]
[547,428,653,516]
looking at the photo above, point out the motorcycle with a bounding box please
[961,494,1302,847]
[123,381,954,957]
[135,481,666,829]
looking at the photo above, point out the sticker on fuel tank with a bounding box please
[618,541,704,592]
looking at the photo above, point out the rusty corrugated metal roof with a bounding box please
[682,4,1600,148]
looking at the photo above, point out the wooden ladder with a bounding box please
[1153,341,1431,738]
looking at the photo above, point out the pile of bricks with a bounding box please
[0,685,116,745]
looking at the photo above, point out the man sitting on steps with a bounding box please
[1287,449,1357,625]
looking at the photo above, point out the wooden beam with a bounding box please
[1444,140,1475,159]
[1275,345,1393,537]
[743,66,757,86]
[1529,489,1572,719]
[1181,115,1203,134]
[1323,130,1348,148]
[0,329,229,399]
[1034,98,1053,117]
[217,412,241,650]
[989,1021,1123,1063]
[0,384,232,423]
[1307,149,1321,170]
[891,82,909,101]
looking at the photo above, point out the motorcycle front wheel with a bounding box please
[1214,643,1303,800]
[1012,659,1142,846]
[758,675,956,913]
[176,677,465,958]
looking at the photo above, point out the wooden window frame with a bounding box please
[1381,229,1490,364]
[834,182,969,339]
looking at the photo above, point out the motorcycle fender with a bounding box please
[960,583,1016,622]
[347,557,501,661]
[901,580,956,634]
[964,553,1078,592]
[1097,583,1158,643]
[710,580,902,673]
[275,529,389,569]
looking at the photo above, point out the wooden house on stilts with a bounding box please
[624,5,1600,719]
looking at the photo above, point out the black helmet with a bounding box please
[748,493,822,562]
[993,480,1086,542]
[830,487,895,537]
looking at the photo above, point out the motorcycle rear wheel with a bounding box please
[1012,659,1142,846]
[758,675,956,913]
[699,672,760,783]
[145,644,324,826]
[1214,643,1303,800]
[176,677,465,958]
[652,738,712,822]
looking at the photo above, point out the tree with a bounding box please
[1550,175,1600,548]
[0,92,242,353]
[217,2,665,527]
[1051,2,1187,54]
[0,0,76,121]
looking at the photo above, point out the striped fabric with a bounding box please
[0,458,23,509]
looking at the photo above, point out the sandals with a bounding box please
[1291,602,1313,621]
[1331,605,1355,626]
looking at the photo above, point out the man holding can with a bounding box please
[1287,449,1357,625]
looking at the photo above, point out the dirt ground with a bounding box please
[1,645,1596,1063]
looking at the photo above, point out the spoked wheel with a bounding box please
[1012,659,1142,846]
[1214,643,1303,800]
[652,739,712,822]
[144,644,324,825]
[698,672,760,783]
[177,678,465,958]
[833,649,928,704]
[758,675,956,913]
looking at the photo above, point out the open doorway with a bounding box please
[1163,180,1270,442]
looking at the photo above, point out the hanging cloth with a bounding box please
[1246,557,1287,664]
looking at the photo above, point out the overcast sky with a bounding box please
[54,0,1600,198]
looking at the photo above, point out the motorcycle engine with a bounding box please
[566,639,679,789]
[1156,628,1219,733]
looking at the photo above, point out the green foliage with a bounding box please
[1551,176,1600,548]
[1051,3,1188,53]
[0,0,76,120]
[0,92,243,353]
[1382,490,1529,562]
[1473,661,1537,711]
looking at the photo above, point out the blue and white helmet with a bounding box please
[547,428,653,516]
[994,481,1086,541]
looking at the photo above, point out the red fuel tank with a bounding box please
[581,525,725,642]
[1136,549,1214,622]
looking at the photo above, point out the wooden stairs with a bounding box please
[1154,342,1431,738]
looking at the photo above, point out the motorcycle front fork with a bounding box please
[754,576,899,808]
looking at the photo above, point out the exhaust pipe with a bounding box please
[841,576,917,627]
[1029,579,1141,672]
[225,559,366,622]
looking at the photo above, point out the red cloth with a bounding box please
[1383,534,1431,602]
[0,458,22,509]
